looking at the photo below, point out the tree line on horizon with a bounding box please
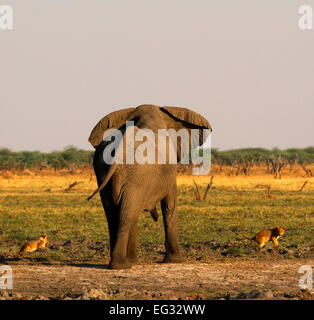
[0,146,313,177]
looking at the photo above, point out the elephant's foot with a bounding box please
[163,253,184,264]
[109,259,132,270]
[127,255,138,264]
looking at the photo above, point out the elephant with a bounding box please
[88,104,211,269]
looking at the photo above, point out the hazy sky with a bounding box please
[1,0,313,151]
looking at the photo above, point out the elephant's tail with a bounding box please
[150,207,159,222]
[87,165,117,201]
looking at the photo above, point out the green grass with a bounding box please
[0,174,313,262]
[177,187,313,246]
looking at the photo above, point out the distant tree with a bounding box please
[264,149,288,179]
[297,149,313,177]
[0,146,312,174]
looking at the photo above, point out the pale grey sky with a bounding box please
[1,0,313,151]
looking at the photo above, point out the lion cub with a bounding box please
[242,226,286,248]
[20,234,49,254]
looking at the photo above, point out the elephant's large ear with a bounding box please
[161,106,211,131]
[160,106,212,154]
[88,108,136,147]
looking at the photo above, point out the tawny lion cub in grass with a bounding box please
[241,226,287,248]
[20,234,49,254]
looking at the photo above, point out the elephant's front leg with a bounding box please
[161,194,184,263]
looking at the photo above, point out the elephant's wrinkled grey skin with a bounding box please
[88,105,211,269]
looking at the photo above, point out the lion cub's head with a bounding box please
[275,226,286,236]
[39,234,49,245]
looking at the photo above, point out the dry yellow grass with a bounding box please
[1,167,313,192]
[178,175,313,192]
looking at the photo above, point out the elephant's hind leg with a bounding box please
[99,191,119,259]
[127,218,138,264]
[109,224,133,269]
[109,197,140,269]
[161,194,184,264]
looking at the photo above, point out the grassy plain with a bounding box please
[0,169,313,264]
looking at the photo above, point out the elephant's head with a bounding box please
[89,104,211,162]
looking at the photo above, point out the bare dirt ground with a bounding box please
[1,259,313,300]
